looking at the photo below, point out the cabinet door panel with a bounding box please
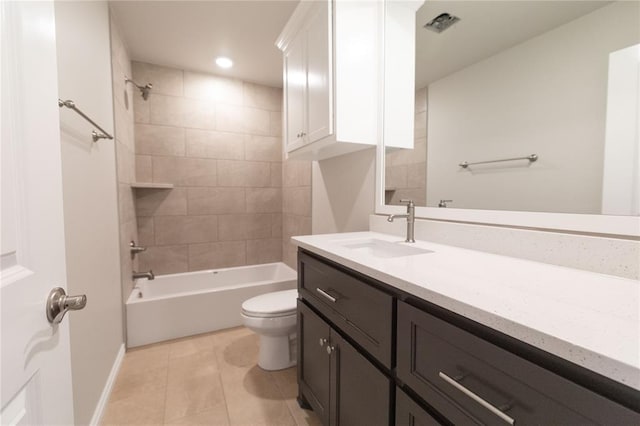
[298,301,331,425]
[305,0,332,143]
[395,388,441,426]
[284,34,306,151]
[330,330,391,426]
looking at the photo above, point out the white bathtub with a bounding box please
[126,262,297,347]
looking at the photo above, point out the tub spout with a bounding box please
[133,270,154,280]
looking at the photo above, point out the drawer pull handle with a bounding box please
[316,288,337,303]
[439,372,515,425]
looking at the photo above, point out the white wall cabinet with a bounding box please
[277,0,382,161]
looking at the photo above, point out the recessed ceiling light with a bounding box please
[215,57,233,69]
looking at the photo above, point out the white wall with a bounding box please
[54,2,123,424]
[425,2,640,214]
[312,148,376,234]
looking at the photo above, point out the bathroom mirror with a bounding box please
[378,0,640,234]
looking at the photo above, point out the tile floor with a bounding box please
[102,327,321,426]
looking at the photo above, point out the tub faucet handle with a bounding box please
[130,240,146,255]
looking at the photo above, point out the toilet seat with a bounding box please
[241,289,298,318]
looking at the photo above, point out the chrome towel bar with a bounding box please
[58,99,114,142]
[459,154,538,169]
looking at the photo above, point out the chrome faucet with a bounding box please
[132,270,154,281]
[387,199,415,243]
[438,199,453,208]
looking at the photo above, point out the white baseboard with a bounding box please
[90,343,125,426]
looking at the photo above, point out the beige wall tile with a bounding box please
[137,216,154,246]
[415,87,427,113]
[414,110,427,139]
[138,245,189,275]
[283,160,311,187]
[133,91,150,123]
[407,162,426,188]
[136,124,185,156]
[271,213,282,238]
[115,142,135,184]
[246,239,283,265]
[385,165,408,189]
[245,135,281,162]
[152,156,217,187]
[246,188,282,213]
[217,160,270,187]
[118,184,136,224]
[133,61,183,96]
[185,129,244,160]
[270,162,283,187]
[218,214,272,241]
[135,155,152,182]
[244,107,270,136]
[283,187,311,216]
[154,215,218,246]
[115,100,135,151]
[187,188,246,215]
[135,187,188,216]
[215,104,244,133]
[184,72,243,105]
[183,97,216,130]
[149,94,185,127]
[243,82,282,112]
[270,111,282,137]
[188,241,246,271]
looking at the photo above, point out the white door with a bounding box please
[1,1,75,424]
[284,34,307,152]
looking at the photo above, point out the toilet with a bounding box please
[241,289,298,371]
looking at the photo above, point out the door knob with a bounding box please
[319,338,328,347]
[46,287,87,324]
[326,345,335,355]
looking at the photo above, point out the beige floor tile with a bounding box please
[119,344,171,377]
[102,389,166,425]
[164,372,226,422]
[272,368,321,426]
[164,403,229,426]
[167,334,215,360]
[167,349,219,383]
[109,366,167,403]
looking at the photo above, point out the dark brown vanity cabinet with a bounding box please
[297,249,640,426]
[396,301,640,425]
[297,301,391,426]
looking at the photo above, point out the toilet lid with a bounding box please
[242,289,298,318]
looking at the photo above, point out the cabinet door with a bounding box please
[284,34,306,151]
[305,0,332,143]
[395,388,441,426]
[298,301,331,426]
[330,329,391,426]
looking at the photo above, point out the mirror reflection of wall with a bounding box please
[384,1,640,216]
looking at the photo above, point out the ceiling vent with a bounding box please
[424,13,461,33]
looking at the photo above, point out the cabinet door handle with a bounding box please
[326,345,335,355]
[319,338,328,347]
[316,288,337,303]
[300,132,306,137]
[439,372,515,425]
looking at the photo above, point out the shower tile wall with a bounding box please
[132,62,285,274]
[110,16,138,300]
[385,87,427,206]
[282,161,312,269]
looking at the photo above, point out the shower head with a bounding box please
[125,77,153,101]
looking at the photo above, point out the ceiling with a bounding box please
[415,1,611,88]
[110,1,299,88]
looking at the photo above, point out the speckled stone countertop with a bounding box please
[292,231,640,391]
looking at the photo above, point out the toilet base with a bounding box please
[258,334,297,371]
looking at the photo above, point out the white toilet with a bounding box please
[241,289,298,371]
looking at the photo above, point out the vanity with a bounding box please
[293,232,639,425]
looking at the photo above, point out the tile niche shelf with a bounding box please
[130,182,174,189]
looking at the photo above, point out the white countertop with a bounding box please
[292,231,640,391]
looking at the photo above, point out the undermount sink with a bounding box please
[335,238,433,259]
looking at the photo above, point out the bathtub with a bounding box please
[126,262,297,347]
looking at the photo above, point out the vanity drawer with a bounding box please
[298,250,394,368]
[397,301,639,425]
